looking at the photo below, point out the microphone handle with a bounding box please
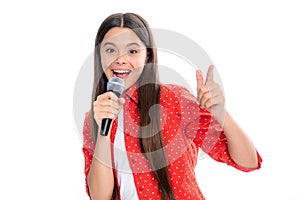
[100,118,112,136]
[99,90,121,136]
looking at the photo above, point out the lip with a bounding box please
[111,68,132,80]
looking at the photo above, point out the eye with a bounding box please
[106,48,116,54]
[129,49,138,54]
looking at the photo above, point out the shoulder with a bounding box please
[160,83,190,95]
[160,84,210,115]
[160,83,197,102]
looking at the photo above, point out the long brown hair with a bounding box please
[91,13,175,200]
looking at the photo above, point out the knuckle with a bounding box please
[93,101,98,107]
[108,91,117,99]
[206,99,212,107]
[199,87,205,93]
[204,92,211,99]
[107,91,113,97]
[96,95,102,101]
[201,86,208,92]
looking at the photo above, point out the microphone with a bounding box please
[100,77,125,136]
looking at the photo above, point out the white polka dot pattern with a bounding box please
[81,84,262,200]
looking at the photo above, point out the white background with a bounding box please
[1,0,299,199]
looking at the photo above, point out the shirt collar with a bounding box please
[123,84,138,106]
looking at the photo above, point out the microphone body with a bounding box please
[100,77,125,136]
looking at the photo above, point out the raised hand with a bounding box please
[196,65,225,125]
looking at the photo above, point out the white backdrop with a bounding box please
[1,0,299,199]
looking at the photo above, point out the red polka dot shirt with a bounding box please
[82,84,262,200]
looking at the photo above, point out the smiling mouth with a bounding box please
[112,69,132,79]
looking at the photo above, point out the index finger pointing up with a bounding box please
[205,65,215,84]
[196,70,204,92]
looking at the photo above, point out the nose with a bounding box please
[115,53,127,65]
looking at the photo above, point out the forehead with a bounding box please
[102,27,145,47]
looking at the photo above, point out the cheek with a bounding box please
[101,55,114,69]
[134,67,144,78]
[100,59,111,79]
[132,54,147,68]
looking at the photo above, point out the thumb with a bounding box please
[205,65,214,84]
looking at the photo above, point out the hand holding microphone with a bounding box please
[93,77,125,136]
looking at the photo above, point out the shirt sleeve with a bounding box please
[196,118,262,172]
[173,85,262,172]
[82,112,95,199]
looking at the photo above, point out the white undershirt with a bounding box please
[113,109,139,200]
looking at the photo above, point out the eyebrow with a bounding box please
[126,42,141,47]
[102,42,117,47]
[102,42,142,48]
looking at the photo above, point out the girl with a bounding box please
[82,13,262,200]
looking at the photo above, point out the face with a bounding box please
[100,27,147,90]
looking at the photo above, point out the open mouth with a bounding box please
[112,69,132,79]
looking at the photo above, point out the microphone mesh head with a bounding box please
[107,77,125,97]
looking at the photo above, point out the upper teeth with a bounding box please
[113,70,130,74]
